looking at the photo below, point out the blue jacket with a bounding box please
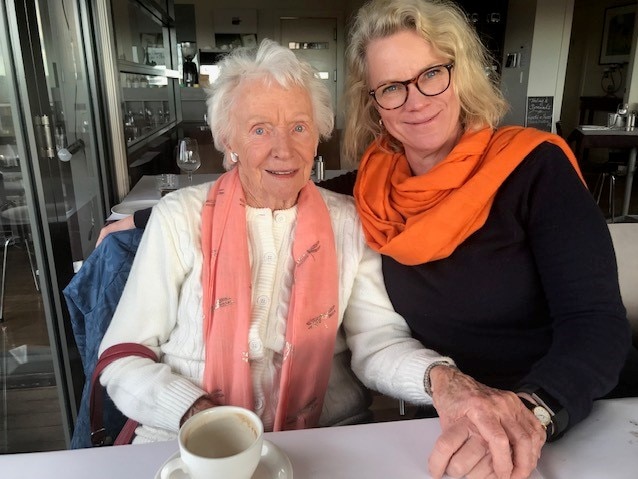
[63,229,143,448]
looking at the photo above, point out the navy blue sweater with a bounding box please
[382,143,630,428]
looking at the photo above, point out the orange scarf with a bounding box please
[200,169,339,430]
[354,126,583,265]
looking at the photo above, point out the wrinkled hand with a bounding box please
[428,366,545,479]
[429,416,496,479]
[95,215,136,247]
[180,395,217,427]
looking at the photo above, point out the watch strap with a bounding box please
[517,385,569,442]
[517,394,552,438]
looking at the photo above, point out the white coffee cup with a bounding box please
[160,406,264,479]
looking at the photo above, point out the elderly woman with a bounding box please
[97,39,438,442]
[343,1,632,478]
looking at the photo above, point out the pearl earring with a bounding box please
[378,119,384,127]
[230,152,238,163]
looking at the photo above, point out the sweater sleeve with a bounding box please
[515,143,630,427]
[99,192,208,433]
[317,170,358,196]
[133,207,152,228]
[343,237,453,404]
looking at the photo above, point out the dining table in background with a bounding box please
[0,398,636,478]
[567,126,638,218]
[108,170,352,221]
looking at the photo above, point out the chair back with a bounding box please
[608,222,638,343]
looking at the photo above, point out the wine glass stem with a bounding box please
[188,171,193,183]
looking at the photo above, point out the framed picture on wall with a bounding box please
[600,4,636,64]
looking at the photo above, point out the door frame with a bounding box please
[3,0,112,444]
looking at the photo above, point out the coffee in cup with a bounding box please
[160,406,264,479]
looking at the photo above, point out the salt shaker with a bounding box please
[315,156,325,181]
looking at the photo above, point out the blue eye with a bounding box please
[423,67,442,80]
[255,127,264,135]
[294,124,305,133]
[381,84,400,96]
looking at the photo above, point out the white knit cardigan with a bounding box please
[99,182,449,443]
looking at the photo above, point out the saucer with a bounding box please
[155,439,293,479]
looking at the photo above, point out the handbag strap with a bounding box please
[89,343,157,446]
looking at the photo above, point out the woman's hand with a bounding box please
[427,366,545,479]
[95,215,136,247]
[429,416,496,479]
[180,395,218,427]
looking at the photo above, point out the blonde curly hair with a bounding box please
[342,0,508,166]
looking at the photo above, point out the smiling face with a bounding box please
[227,79,319,210]
[366,30,463,174]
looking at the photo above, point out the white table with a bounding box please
[109,171,352,221]
[0,398,636,478]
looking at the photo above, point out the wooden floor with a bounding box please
[0,386,66,453]
[1,239,65,454]
[1,172,637,455]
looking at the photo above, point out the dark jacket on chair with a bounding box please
[63,229,143,448]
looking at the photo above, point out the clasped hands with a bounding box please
[427,366,546,479]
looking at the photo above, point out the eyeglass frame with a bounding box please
[368,63,455,110]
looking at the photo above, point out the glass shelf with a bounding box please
[120,72,175,146]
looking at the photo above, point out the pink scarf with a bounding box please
[200,169,339,430]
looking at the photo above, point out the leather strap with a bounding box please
[89,343,157,446]
[516,384,569,442]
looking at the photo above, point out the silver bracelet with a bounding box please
[423,361,456,397]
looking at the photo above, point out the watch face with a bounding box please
[533,406,552,427]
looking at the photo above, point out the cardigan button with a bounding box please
[249,339,263,352]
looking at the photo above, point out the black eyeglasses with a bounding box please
[368,63,454,110]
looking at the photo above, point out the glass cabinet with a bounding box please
[120,72,174,146]
[110,0,180,186]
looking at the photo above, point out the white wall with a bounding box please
[624,5,638,111]
[500,0,574,130]
[500,0,536,126]
[528,0,574,129]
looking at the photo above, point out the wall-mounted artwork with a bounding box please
[600,4,636,64]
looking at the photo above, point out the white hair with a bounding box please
[205,39,334,170]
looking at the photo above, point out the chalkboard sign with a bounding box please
[526,96,554,132]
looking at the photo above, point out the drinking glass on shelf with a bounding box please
[176,137,201,184]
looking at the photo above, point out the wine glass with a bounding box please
[176,137,201,184]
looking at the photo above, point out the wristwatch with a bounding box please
[516,385,569,442]
[518,395,552,434]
